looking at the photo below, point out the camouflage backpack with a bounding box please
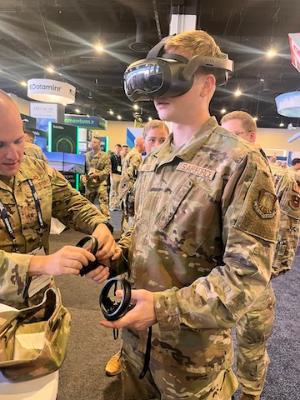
[0,286,71,382]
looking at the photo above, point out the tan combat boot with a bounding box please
[105,351,122,376]
[239,394,261,400]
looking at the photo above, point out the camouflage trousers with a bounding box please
[85,183,110,218]
[236,285,276,396]
[121,329,238,400]
[110,173,121,209]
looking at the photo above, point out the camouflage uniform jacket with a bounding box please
[85,150,110,189]
[118,117,279,376]
[271,166,300,276]
[24,142,47,162]
[0,156,107,305]
[118,147,142,201]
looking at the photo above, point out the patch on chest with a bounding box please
[176,162,216,181]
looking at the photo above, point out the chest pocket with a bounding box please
[156,179,194,230]
[21,180,51,228]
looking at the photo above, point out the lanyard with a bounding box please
[0,179,45,252]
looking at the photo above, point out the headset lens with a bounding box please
[124,62,164,100]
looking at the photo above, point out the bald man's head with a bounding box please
[135,136,145,153]
[0,90,25,176]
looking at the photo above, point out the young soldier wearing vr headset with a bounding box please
[101,30,279,400]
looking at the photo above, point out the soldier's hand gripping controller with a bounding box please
[99,277,135,321]
[76,235,99,276]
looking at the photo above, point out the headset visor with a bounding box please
[124,59,169,102]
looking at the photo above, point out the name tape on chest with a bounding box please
[176,162,216,180]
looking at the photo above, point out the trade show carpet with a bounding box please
[51,213,300,400]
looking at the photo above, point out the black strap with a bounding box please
[0,179,45,252]
[139,326,152,379]
[0,201,19,252]
[27,179,45,233]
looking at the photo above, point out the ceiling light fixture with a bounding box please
[220,108,227,114]
[148,116,153,121]
[253,116,258,121]
[45,65,55,74]
[133,104,139,110]
[117,115,122,120]
[20,80,27,87]
[75,108,80,113]
[279,122,284,127]
[234,88,242,97]
[266,48,277,58]
[94,42,104,53]
[108,109,114,115]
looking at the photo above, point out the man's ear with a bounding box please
[250,131,257,143]
[199,74,216,97]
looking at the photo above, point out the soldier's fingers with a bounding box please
[96,244,115,260]
[65,247,95,266]
[61,266,81,275]
[100,308,136,329]
[90,267,110,283]
[111,246,122,261]
[86,265,107,279]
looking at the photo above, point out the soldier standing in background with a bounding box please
[83,136,111,219]
[23,128,47,162]
[221,110,300,400]
[118,136,144,230]
[100,30,279,400]
[109,144,122,211]
[120,144,129,163]
[0,90,118,308]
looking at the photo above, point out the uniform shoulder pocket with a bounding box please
[234,167,279,243]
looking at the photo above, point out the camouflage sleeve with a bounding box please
[0,251,32,305]
[95,153,111,182]
[49,166,108,232]
[124,153,142,182]
[154,152,280,337]
[109,227,134,276]
[272,174,300,277]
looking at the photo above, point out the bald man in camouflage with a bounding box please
[221,110,300,400]
[0,90,119,308]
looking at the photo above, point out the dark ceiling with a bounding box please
[0,0,300,128]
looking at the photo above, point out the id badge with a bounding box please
[28,247,52,298]
[117,165,122,172]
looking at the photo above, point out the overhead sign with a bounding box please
[288,33,300,72]
[275,91,300,117]
[30,102,62,120]
[27,79,76,105]
[64,114,107,130]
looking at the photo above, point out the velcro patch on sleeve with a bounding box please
[234,169,279,243]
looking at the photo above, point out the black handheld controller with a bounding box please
[76,236,99,276]
[99,277,135,321]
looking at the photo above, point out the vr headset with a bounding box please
[124,36,234,102]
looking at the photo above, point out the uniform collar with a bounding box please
[153,116,219,166]
[0,158,36,191]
